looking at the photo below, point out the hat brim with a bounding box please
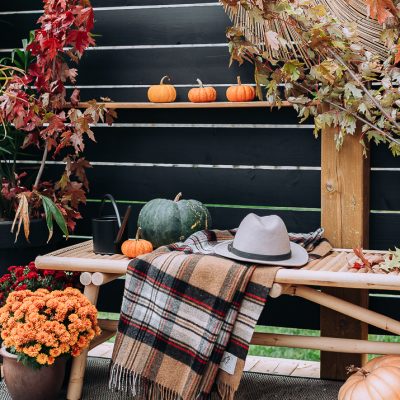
[213,240,308,267]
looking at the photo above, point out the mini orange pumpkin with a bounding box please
[188,79,217,103]
[147,76,177,103]
[226,76,255,102]
[338,355,400,400]
[121,228,153,258]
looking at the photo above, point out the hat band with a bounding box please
[228,243,292,262]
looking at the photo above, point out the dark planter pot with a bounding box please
[1,347,67,400]
[0,219,63,275]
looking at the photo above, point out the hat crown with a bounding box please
[233,214,290,256]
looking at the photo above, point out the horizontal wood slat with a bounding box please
[370,171,400,210]
[0,0,217,12]
[71,47,254,86]
[72,201,321,237]
[371,145,400,168]
[0,5,229,48]
[79,126,320,166]
[370,213,400,249]
[35,164,321,208]
[68,206,400,250]
[107,107,304,124]
[78,101,295,108]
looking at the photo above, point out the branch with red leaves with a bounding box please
[0,0,116,240]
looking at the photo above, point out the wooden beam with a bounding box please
[77,101,296,109]
[320,113,370,380]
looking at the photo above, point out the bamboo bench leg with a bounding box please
[290,285,400,335]
[67,284,100,400]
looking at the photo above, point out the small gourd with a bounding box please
[226,76,255,102]
[147,76,177,103]
[338,355,400,400]
[188,79,217,103]
[121,228,153,258]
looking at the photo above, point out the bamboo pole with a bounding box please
[269,283,291,298]
[79,272,92,286]
[67,284,100,400]
[91,272,123,286]
[36,255,129,274]
[251,333,400,355]
[274,269,400,290]
[290,285,400,335]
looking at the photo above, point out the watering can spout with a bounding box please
[114,206,132,246]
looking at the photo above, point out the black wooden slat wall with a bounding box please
[2,0,400,331]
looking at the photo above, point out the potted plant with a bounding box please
[0,0,116,270]
[0,287,101,400]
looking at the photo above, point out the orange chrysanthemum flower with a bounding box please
[0,288,100,367]
[36,353,48,365]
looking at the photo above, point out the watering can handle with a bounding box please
[98,194,122,227]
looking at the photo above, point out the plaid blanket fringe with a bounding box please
[109,363,236,400]
[109,364,181,400]
[110,228,326,400]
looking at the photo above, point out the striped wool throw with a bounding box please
[110,228,326,400]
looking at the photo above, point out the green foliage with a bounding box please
[0,31,35,72]
[379,247,400,271]
[40,194,69,242]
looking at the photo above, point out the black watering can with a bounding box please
[92,194,130,255]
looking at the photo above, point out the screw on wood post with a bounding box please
[320,105,370,380]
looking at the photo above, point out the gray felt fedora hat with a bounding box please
[214,214,308,266]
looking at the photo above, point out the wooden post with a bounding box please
[67,284,100,400]
[320,115,370,380]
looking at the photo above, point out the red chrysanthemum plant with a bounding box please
[0,0,116,241]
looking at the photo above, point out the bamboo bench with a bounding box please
[36,241,400,400]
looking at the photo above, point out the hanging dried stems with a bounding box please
[221,0,400,155]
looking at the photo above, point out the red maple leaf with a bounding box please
[42,37,62,60]
[42,114,66,135]
[66,30,95,54]
[63,181,86,209]
[70,89,80,106]
[74,7,95,31]
[70,157,92,189]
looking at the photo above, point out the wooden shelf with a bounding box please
[78,101,294,109]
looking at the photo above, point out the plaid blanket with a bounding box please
[110,228,327,400]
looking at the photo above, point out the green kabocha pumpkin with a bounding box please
[138,193,211,248]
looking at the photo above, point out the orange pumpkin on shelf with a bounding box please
[147,76,177,103]
[226,76,255,102]
[121,228,153,258]
[338,355,400,400]
[188,79,217,103]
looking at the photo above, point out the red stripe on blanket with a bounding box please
[230,337,250,350]
[244,292,267,303]
[131,267,227,317]
[120,315,209,365]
